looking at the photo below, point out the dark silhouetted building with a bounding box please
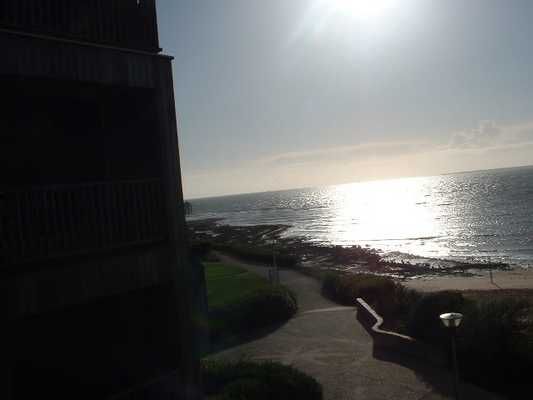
[1,1,202,398]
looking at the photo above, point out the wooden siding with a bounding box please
[0,0,160,52]
[0,179,166,267]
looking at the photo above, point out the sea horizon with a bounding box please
[186,164,533,201]
[188,165,533,269]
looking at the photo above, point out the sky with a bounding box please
[156,0,533,199]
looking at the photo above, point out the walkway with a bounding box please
[211,254,501,400]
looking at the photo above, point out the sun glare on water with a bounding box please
[325,177,443,255]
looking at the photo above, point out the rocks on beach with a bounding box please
[187,219,511,280]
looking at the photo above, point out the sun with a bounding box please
[322,0,400,23]
[292,0,409,43]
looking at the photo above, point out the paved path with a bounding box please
[211,254,501,400]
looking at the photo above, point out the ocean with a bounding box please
[188,166,533,268]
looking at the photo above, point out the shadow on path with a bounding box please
[208,319,293,355]
[373,345,502,399]
[210,253,501,399]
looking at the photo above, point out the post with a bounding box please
[450,328,460,400]
[440,312,463,400]
[272,240,279,284]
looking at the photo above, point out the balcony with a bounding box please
[0,0,160,52]
[0,179,167,267]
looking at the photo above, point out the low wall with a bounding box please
[355,298,446,367]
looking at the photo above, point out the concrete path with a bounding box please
[211,254,501,400]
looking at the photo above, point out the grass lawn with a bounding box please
[205,262,270,309]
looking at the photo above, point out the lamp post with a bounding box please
[440,312,463,400]
[268,239,279,284]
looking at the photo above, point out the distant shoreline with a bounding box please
[185,164,533,201]
[188,218,514,280]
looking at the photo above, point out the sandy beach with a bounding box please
[189,218,533,294]
[404,267,533,292]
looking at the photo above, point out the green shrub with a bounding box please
[220,378,266,400]
[407,291,466,344]
[190,240,223,262]
[456,298,532,395]
[408,293,533,397]
[321,272,419,320]
[321,273,344,303]
[236,287,298,331]
[190,240,213,257]
[387,284,421,332]
[202,360,323,400]
[322,272,384,305]
[210,286,297,343]
[322,272,533,398]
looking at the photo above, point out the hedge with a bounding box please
[202,360,322,400]
[209,286,298,344]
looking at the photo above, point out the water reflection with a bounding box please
[327,177,444,254]
[190,167,533,265]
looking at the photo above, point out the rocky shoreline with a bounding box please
[187,218,511,279]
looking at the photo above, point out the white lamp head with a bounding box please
[439,312,463,328]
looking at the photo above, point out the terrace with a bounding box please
[0,78,169,270]
[0,179,166,267]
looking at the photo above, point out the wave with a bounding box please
[247,205,329,212]
[189,167,533,265]
[360,236,445,242]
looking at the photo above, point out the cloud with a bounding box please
[182,120,533,198]
[449,120,501,148]
[504,122,533,144]
[259,119,533,172]
[259,141,429,166]
[449,120,533,149]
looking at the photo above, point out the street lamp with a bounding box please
[268,239,279,284]
[440,312,463,400]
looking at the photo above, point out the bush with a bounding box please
[236,287,298,331]
[322,272,394,305]
[408,293,533,397]
[210,286,298,343]
[407,291,466,344]
[456,298,532,396]
[202,360,323,400]
[213,243,299,268]
[322,274,533,398]
[321,272,419,328]
[190,240,221,262]
[190,240,213,258]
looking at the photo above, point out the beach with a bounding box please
[188,218,533,292]
[405,268,533,292]
[188,167,533,269]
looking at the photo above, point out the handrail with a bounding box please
[0,179,167,266]
[0,178,162,194]
[0,0,160,52]
[0,27,170,59]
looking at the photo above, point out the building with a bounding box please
[1,1,203,398]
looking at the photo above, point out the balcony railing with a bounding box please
[0,0,160,52]
[0,179,166,267]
